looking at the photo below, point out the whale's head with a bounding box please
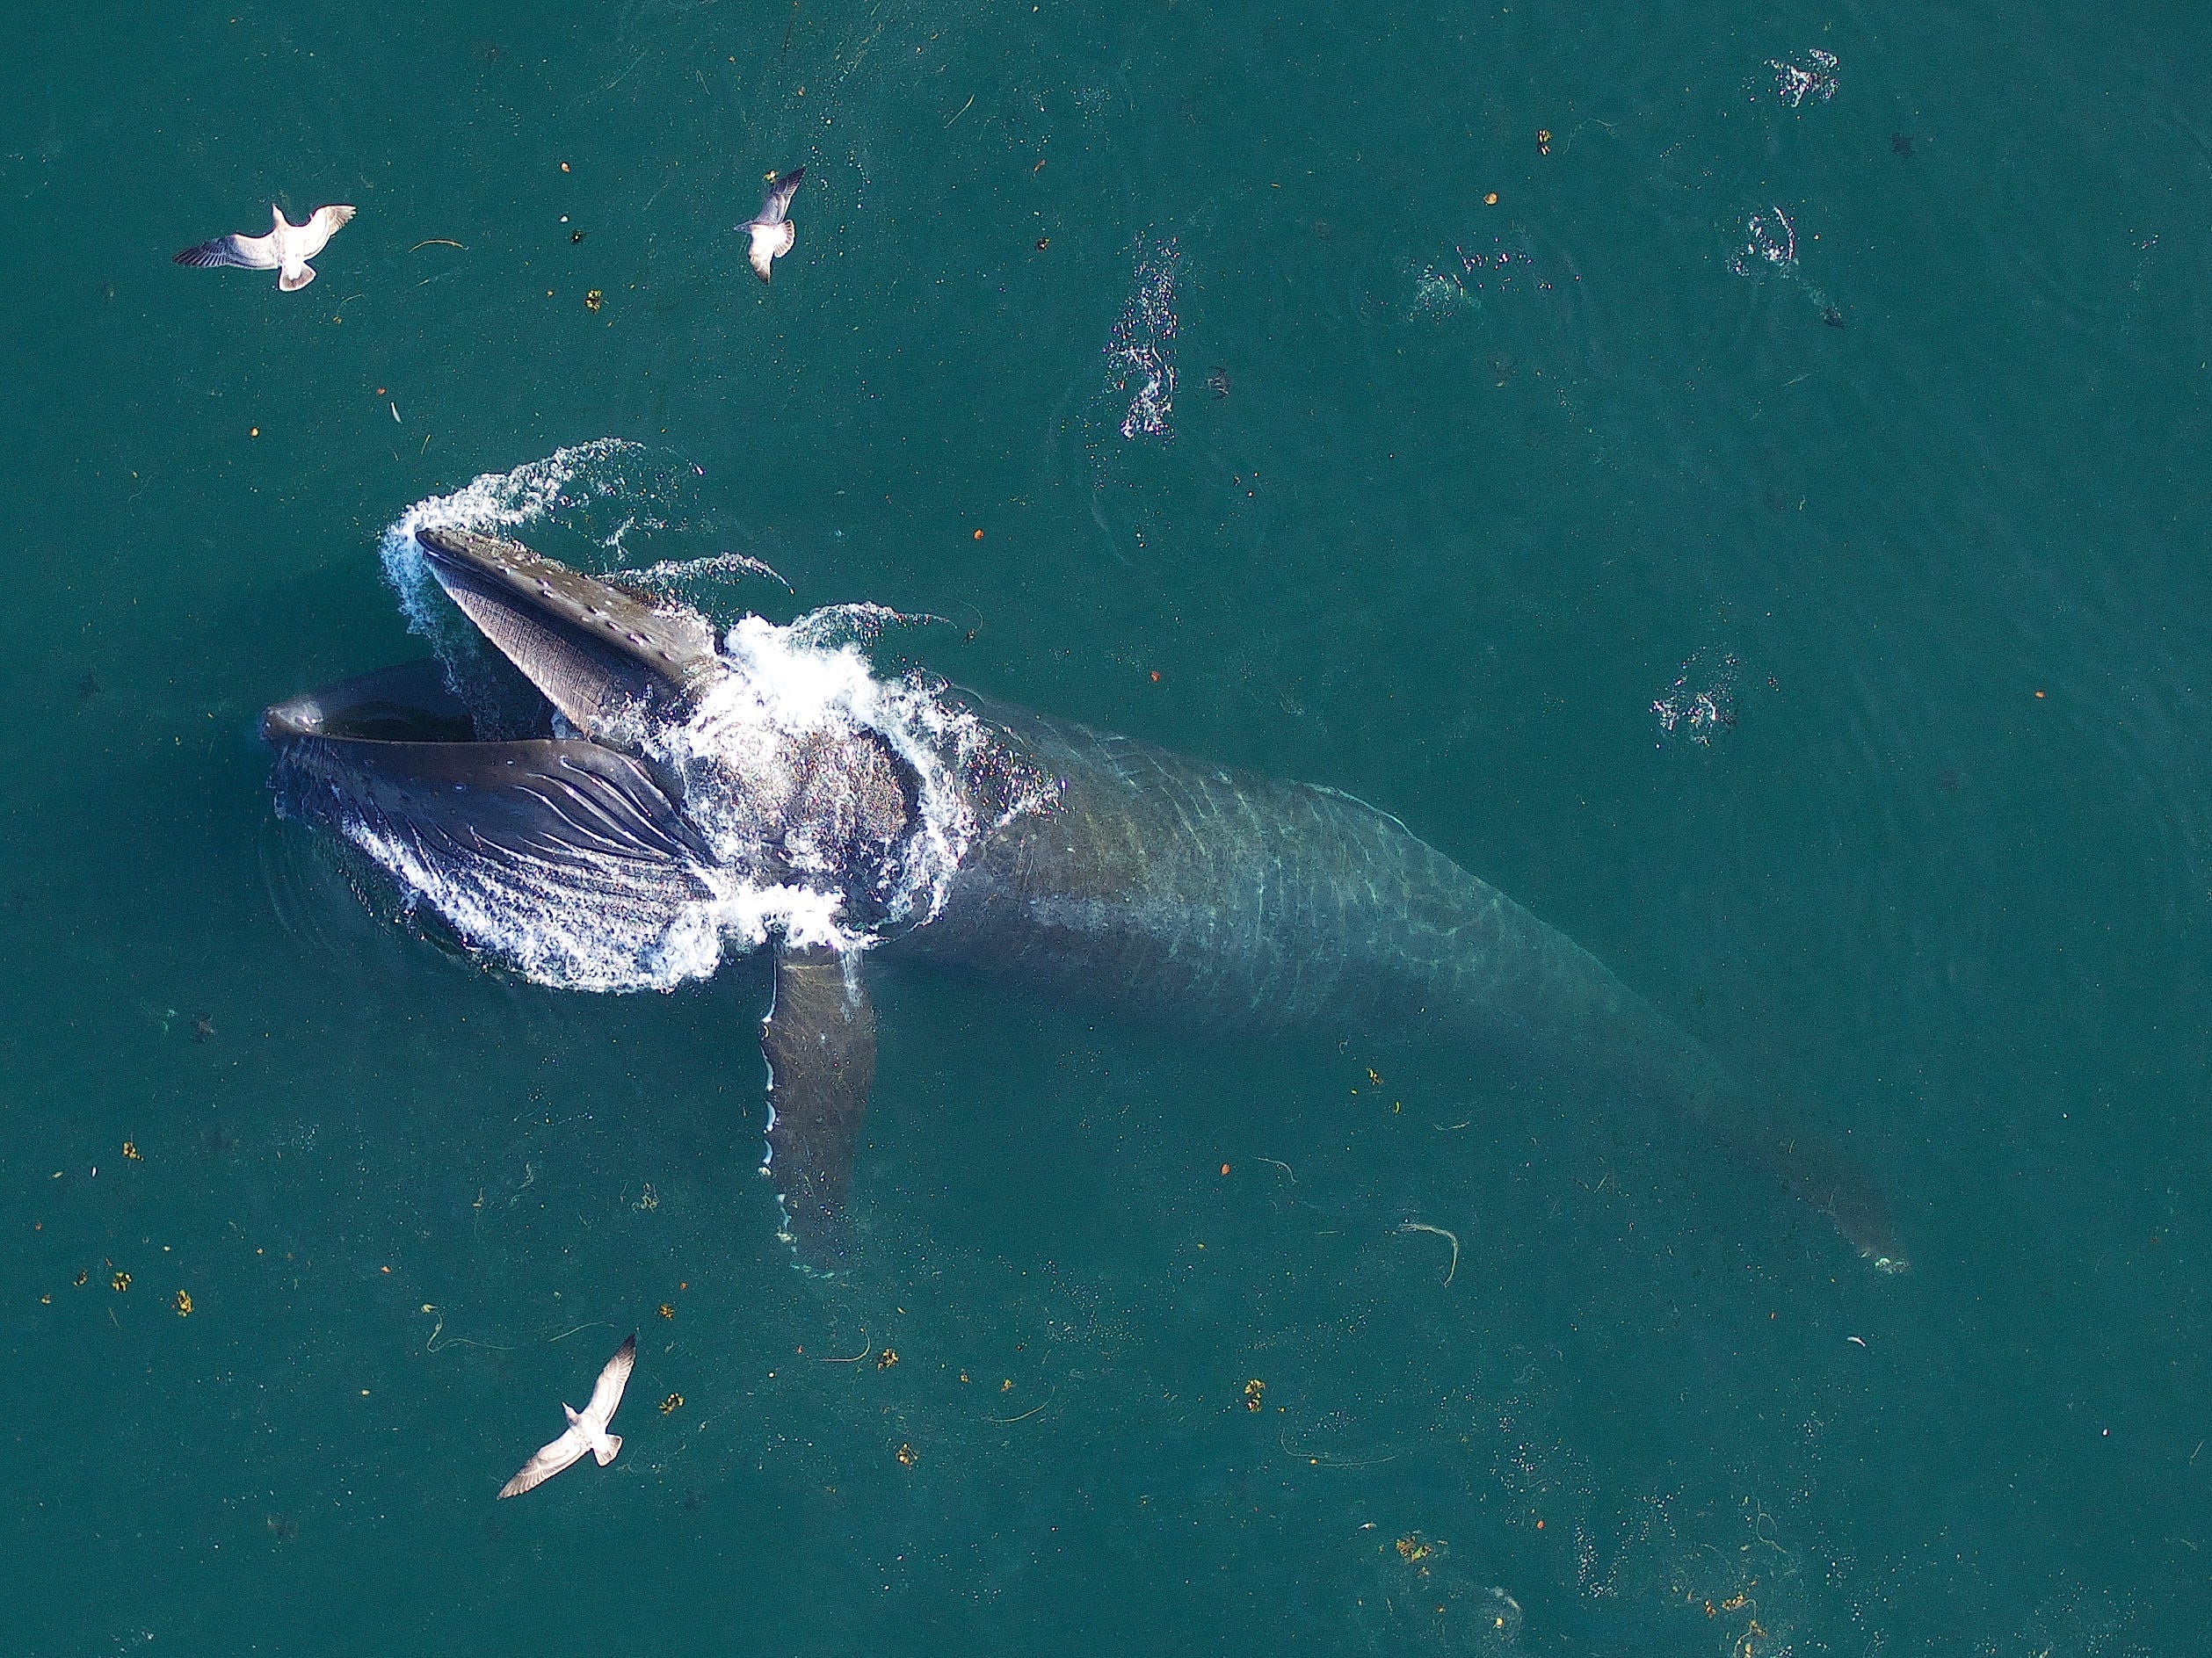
[263,527,925,989]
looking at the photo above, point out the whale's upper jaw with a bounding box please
[413,525,725,745]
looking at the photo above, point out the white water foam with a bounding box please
[654,610,1029,947]
[1103,235,1179,442]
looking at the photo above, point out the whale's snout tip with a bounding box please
[412,523,509,574]
[260,694,323,746]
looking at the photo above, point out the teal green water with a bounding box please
[5,1,2208,1651]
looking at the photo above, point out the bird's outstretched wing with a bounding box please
[498,1427,587,1499]
[300,204,357,256]
[580,1332,636,1430]
[746,221,796,284]
[755,167,804,227]
[174,230,279,271]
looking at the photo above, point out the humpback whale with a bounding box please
[263,526,1905,1274]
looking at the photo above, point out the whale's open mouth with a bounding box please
[263,525,1004,991]
[262,660,718,901]
[262,528,739,988]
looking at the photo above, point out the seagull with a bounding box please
[497,1332,636,1500]
[173,204,357,292]
[738,168,804,284]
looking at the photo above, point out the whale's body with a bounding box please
[263,527,1903,1273]
[903,700,1657,1048]
[888,700,1896,1266]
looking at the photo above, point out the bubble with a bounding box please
[1102,235,1180,443]
[1407,264,1477,322]
[1730,206,1798,279]
[1651,645,1740,747]
[1766,47,1838,108]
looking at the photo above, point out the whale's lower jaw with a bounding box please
[262,653,725,988]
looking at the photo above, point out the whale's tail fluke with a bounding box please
[1540,969,1905,1271]
[1714,1092,1907,1272]
[1577,1001,1906,1271]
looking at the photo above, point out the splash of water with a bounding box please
[1651,645,1740,747]
[1730,206,1846,327]
[1104,235,1180,442]
[379,438,655,648]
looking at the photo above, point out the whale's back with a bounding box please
[899,706,1657,1058]
[893,700,1904,1271]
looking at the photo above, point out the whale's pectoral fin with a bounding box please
[761,946,876,1269]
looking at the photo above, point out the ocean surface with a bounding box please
[4,2,2208,1652]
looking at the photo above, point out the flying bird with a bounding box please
[173,204,357,292]
[497,1332,636,1499]
[738,168,804,284]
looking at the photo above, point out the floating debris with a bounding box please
[1206,366,1229,400]
[1483,1589,1524,1642]
[1396,1220,1461,1285]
